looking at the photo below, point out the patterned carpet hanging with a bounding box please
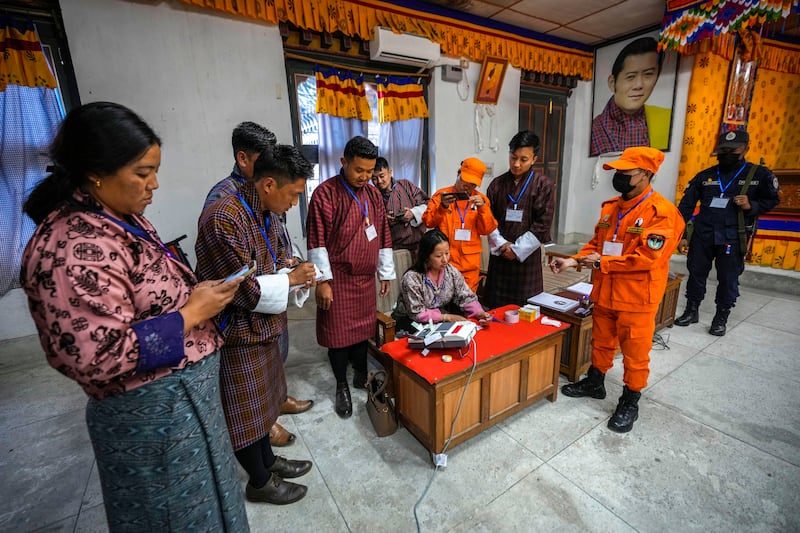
[659,0,800,54]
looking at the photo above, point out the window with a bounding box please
[285,58,429,234]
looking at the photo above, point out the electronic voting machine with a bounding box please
[407,321,477,350]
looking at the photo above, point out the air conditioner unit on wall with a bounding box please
[369,26,440,68]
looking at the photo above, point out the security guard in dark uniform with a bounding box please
[675,130,780,336]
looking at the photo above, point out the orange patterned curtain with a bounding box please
[0,17,57,92]
[376,76,428,123]
[314,67,372,120]
[180,0,594,79]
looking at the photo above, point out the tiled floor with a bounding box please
[1,278,799,532]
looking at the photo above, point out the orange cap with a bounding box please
[602,146,665,174]
[459,157,486,186]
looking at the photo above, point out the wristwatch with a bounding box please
[593,259,601,270]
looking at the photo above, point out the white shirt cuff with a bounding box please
[253,274,290,314]
[308,247,332,281]
[378,248,396,280]
[487,228,509,255]
[510,231,541,263]
[409,204,426,227]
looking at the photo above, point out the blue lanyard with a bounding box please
[424,274,442,305]
[93,211,177,263]
[454,200,468,227]
[506,170,534,209]
[717,163,747,197]
[613,190,653,240]
[236,192,276,268]
[340,178,370,225]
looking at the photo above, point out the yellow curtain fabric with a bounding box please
[0,19,57,92]
[315,67,372,120]
[376,76,428,123]
[675,52,729,202]
[181,0,594,79]
[747,68,800,169]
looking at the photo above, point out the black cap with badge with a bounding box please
[717,130,749,150]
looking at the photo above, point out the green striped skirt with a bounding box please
[86,352,249,532]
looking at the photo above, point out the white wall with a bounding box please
[429,62,521,192]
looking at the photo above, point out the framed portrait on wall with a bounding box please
[722,50,757,126]
[474,56,508,105]
[589,30,680,156]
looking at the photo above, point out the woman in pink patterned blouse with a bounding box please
[20,102,249,532]
[393,229,491,332]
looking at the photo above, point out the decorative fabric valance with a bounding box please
[0,16,57,92]
[659,0,799,55]
[376,76,428,123]
[180,0,594,79]
[315,66,372,120]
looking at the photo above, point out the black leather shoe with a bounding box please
[674,300,700,326]
[561,366,606,399]
[335,382,352,418]
[709,307,731,336]
[608,386,641,433]
[353,370,368,390]
[268,456,312,479]
[246,474,307,505]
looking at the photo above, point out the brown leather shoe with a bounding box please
[269,422,295,447]
[280,395,314,415]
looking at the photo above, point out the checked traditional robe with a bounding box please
[307,173,395,349]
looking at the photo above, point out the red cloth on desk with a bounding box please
[381,305,569,384]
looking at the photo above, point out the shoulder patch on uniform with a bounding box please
[773,176,780,190]
[647,234,666,250]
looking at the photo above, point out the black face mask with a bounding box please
[717,153,742,172]
[612,172,636,195]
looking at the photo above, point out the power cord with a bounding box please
[413,337,479,533]
[652,331,671,350]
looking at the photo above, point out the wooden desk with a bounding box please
[544,274,685,382]
[381,321,566,454]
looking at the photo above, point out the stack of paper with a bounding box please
[527,292,580,313]
[566,282,593,296]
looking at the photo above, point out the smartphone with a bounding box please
[224,260,257,282]
[442,191,469,201]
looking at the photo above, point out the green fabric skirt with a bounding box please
[86,352,249,532]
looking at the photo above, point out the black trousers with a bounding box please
[685,233,745,308]
[328,341,367,383]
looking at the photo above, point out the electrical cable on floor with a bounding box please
[413,337,479,533]
[652,331,671,350]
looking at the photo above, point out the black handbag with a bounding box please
[365,370,398,437]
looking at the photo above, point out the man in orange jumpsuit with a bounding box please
[422,158,499,292]
[550,147,684,433]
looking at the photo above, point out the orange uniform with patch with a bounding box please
[576,185,685,391]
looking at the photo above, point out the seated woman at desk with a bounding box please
[393,229,491,331]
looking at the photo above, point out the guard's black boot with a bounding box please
[709,307,731,336]
[608,386,641,433]
[674,300,700,326]
[561,366,606,399]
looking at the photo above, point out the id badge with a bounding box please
[710,197,730,209]
[505,208,523,222]
[602,241,623,256]
[454,228,472,241]
[365,224,377,242]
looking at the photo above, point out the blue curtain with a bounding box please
[0,81,65,296]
